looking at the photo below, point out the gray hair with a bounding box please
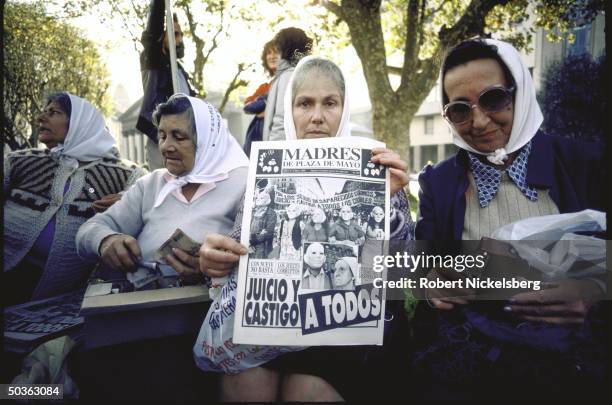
[291,58,345,105]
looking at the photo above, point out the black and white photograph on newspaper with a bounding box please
[233,137,390,346]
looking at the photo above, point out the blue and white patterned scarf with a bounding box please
[468,141,537,208]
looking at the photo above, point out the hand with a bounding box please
[505,279,603,325]
[99,234,142,272]
[199,233,248,278]
[92,193,122,213]
[166,248,201,284]
[426,268,475,310]
[370,148,409,195]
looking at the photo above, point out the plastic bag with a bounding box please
[12,336,79,398]
[490,209,606,280]
[193,271,305,375]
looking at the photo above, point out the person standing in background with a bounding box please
[262,27,313,141]
[243,40,279,156]
[137,0,196,170]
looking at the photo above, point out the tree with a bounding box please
[317,0,604,161]
[52,0,269,113]
[539,53,605,142]
[3,1,111,150]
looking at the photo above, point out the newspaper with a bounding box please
[4,290,85,352]
[233,137,389,346]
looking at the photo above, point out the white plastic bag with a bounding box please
[193,271,305,375]
[490,209,606,280]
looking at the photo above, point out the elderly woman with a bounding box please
[196,56,414,402]
[332,257,358,291]
[76,94,248,283]
[414,38,604,398]
[3,92,145,305]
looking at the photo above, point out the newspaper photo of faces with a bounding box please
[248,177,387,291]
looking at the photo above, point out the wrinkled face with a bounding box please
[158,113,196,176]
[266,48,280,73]
[304,243,326,269]
[443,59,514,153]
[37,101,69,149]
[255,192,271,207]
[286,204,300,219]
[333,260,353,287]
[163,21,185,59]
[293,72,343,139]
[311,208,326,224]
[340,206,353,221]
[371,206,384,223]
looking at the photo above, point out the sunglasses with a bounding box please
[443,85,515,125]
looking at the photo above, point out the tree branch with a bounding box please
[218,63,251,114]
[438,0,509,49]
[424,0,450,20]
[386,65,403,76]
[319,0,345,20]
[400,0,420,90]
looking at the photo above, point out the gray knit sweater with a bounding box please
[76,167,248,264]
[3,148,146,299]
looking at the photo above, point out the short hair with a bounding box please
[274,27,313,65]
[152,94,197,147]
[441,38,515,104]
[291,57,345,105]
[261,39,278,76]
[45,92,72,120]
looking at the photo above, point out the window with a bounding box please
[567,25,590,56]
[424,116,434,135]
[421,145,437,167]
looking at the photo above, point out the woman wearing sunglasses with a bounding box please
[414,38,604,398]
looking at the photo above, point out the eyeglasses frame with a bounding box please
[442,85,516,125]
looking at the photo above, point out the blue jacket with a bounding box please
[416,131,604,240]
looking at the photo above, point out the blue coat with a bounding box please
[416,131,604,240]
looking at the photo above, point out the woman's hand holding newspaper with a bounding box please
[199,233,248,278]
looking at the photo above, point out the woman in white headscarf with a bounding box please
[332,256,358,290]
[195,56,414,402]
[3,92,147,305]
[76,94,249,284]
[414,38,605,399]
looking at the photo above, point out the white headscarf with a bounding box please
[49,93,116,168]
[283,56,351,140]
[337,256,358,280]
[153,95,249,208]
[441,38,543,165]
